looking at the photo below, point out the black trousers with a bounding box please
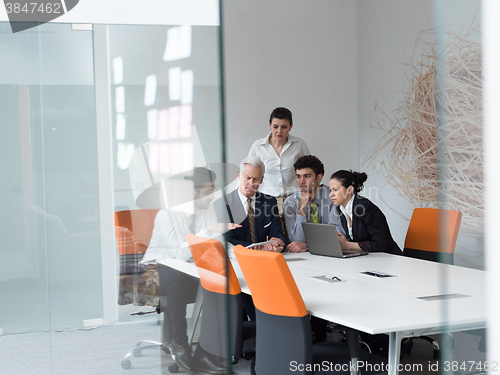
[242,294,256,321]
[158,265,199,346]
[310,316,327,340]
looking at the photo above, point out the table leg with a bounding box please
[187,283,203,345]
[346,329,360,375]
[387,332,402,375]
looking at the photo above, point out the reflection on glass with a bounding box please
[144,74,157,106]
[112,56,123,84]
[115,85,126,114]
[147,108,159,140]
[181,70,194,104]
[168,67,182,101]
[163,25,192,62]
[108,23,226,373]
[117,142,135,170]
[116,114,126,140]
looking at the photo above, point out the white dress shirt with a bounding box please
[142,204,221,262]
[248,133,310,196]
[339,196,354,239]
[237,188,255,215]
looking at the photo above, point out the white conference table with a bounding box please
[159,251,486,375]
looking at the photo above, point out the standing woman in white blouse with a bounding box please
[247,107,310,238]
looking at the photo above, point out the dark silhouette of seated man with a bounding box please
[145,167,239,373]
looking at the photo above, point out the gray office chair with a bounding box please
[234,245,385,374]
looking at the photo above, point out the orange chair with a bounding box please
[234,246,384,375]
[114,209,168,369]
[403,208,462,265]
[186,234,255,367]
[114,209,160,305]
[115,209,159,255]
[403,207,462,359]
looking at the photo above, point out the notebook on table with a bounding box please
[301,222,369,258]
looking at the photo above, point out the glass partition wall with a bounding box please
[0,22,102,333]
[356,0,487,369]
[0,1,491,374]
[0,21,228,375]
[433,2,486,365]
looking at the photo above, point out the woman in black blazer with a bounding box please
[329,170,410,356]
[329,170,402,255]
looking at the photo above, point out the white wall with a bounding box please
[222,0,359,180]
[357,0,437,252]
[357,0,484,268]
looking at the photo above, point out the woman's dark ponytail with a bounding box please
[330,170,368,194]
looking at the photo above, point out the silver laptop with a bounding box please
[301,222,369,258]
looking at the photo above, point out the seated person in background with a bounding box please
[283,155,345,253]
[283,155,344,343]
[213,157,286,321]
[213,156,286,252]
[144,170,231,262]
[143,167,240,373]
[329,170,402,255]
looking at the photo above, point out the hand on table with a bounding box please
[337,232,358,250]
[287,241,307,253]
[260,237,285,252]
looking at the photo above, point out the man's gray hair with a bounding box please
[239,156,265,176]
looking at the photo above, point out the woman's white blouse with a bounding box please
[248,133,310,197]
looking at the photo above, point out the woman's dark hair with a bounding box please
[269,107,293,125]
[330,170,368,194]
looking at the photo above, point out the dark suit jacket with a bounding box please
[213,189,286,248]
[336,195,402,255]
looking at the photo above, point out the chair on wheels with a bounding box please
[234,245,384,375]
[114,209,171,369]
[186,234,256,370]
[404,207,461,265]
[403,207,462,358]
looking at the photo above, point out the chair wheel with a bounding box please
[133,349,142,357]
[242,353,254,361]
[433,349,440,359]
[168,363,179,373]
[121,358,132,369]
